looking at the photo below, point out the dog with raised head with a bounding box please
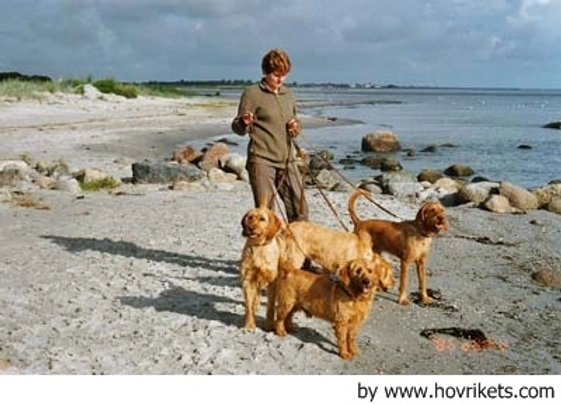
[348,190,448,306]
[239,205,286,330]
[274,256,394,360]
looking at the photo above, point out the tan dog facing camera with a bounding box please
[239,206,285,331]
[274,256,394,360]
[348,190,448,306]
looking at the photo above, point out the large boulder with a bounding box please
[132,160,204,184]
[499,181,539,210]
[444,164,474,178]
[458,181,499,204]
[532,183,561,208]
[172,145,202,165]
[483,195,517,214]
[219,153,248,182]
[198,142,231,172]
[361,131,401,153]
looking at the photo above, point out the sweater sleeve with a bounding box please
[231,88,254,136]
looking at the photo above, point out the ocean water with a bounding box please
[220,87,561,189]
[296,88,561,189]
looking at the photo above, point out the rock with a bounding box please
[170,179,206,192]
[380,158,402,172]
[361,131,401,153]
[546,197,561,214]
[82,84,103,99]
[542,121,561,129]
[458,181,499,204]
[420,145,438,153]
[73,168,110,183]
[0,167,26,187]
[417,178,461,206]
[357,181,383,194]
[309,153,333,173]
[309,169,339,190]
[499,181,539,210]
[219,153,248,181]
[417,169,443,183]
[53,177,81,193]
[532,183,561,208]
[172,146,201,164]
[207,167,238,183]
[359,156,383,169]
[444,164,474,178]
[34,175,57,189]
[531,269,561,287]
[377,171,421,197]
[433,177,462,193]
[483,195,517,214]
[198,142,231,172]
[132,160,204,184]
[0,160,30,171]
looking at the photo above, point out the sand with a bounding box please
[1,93,560,375]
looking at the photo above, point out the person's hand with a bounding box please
[242,112,254,126]
[286,118,299,137]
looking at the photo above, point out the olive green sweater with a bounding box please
[231,79,302,168]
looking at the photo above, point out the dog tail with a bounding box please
[348,189,369,226]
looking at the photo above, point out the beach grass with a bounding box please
[0,77,198,100]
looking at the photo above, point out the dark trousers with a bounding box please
[247,160,308,222]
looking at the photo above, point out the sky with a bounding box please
[1,0,560,89]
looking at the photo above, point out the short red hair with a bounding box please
[261,49,292,75]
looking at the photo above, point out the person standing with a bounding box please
[231,48,308,222]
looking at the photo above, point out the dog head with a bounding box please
[338,258,379,297]
[415,202,448,237]
[240,206,283,246]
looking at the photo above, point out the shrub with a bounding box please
[93,78,138,99]
[79,177,120,192]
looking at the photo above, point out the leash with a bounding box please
[293,134,402,220]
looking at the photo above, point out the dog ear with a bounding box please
[263,210,282,241]
[337,262,352,286]
[240,212,248,230]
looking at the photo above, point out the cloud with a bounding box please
[0,0,559,88]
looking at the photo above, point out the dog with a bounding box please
[239,205,286,330]
[284,220,374,273]
[348,189,448,306]
[274,256,394,360]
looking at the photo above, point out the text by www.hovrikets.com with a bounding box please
[357,381,556,402]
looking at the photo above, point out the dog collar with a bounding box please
[329,273,355,298]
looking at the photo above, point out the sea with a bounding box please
[219,87,561,189]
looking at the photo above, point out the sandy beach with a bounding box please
[1,93,560,375]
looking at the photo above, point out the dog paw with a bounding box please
[398,296,411,305]
[338,350,353,360]
[274,327,288,337]
[349,345,360,356]
[421,296,434,306]
[243,320,257,330]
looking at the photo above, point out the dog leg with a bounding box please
[242,281,258,329]
[334,321,352,360]
[274,301,291,337]
[264,283,276,331]
[398,261,412,305]
[416,258,433,305]
[347,323,360,357]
